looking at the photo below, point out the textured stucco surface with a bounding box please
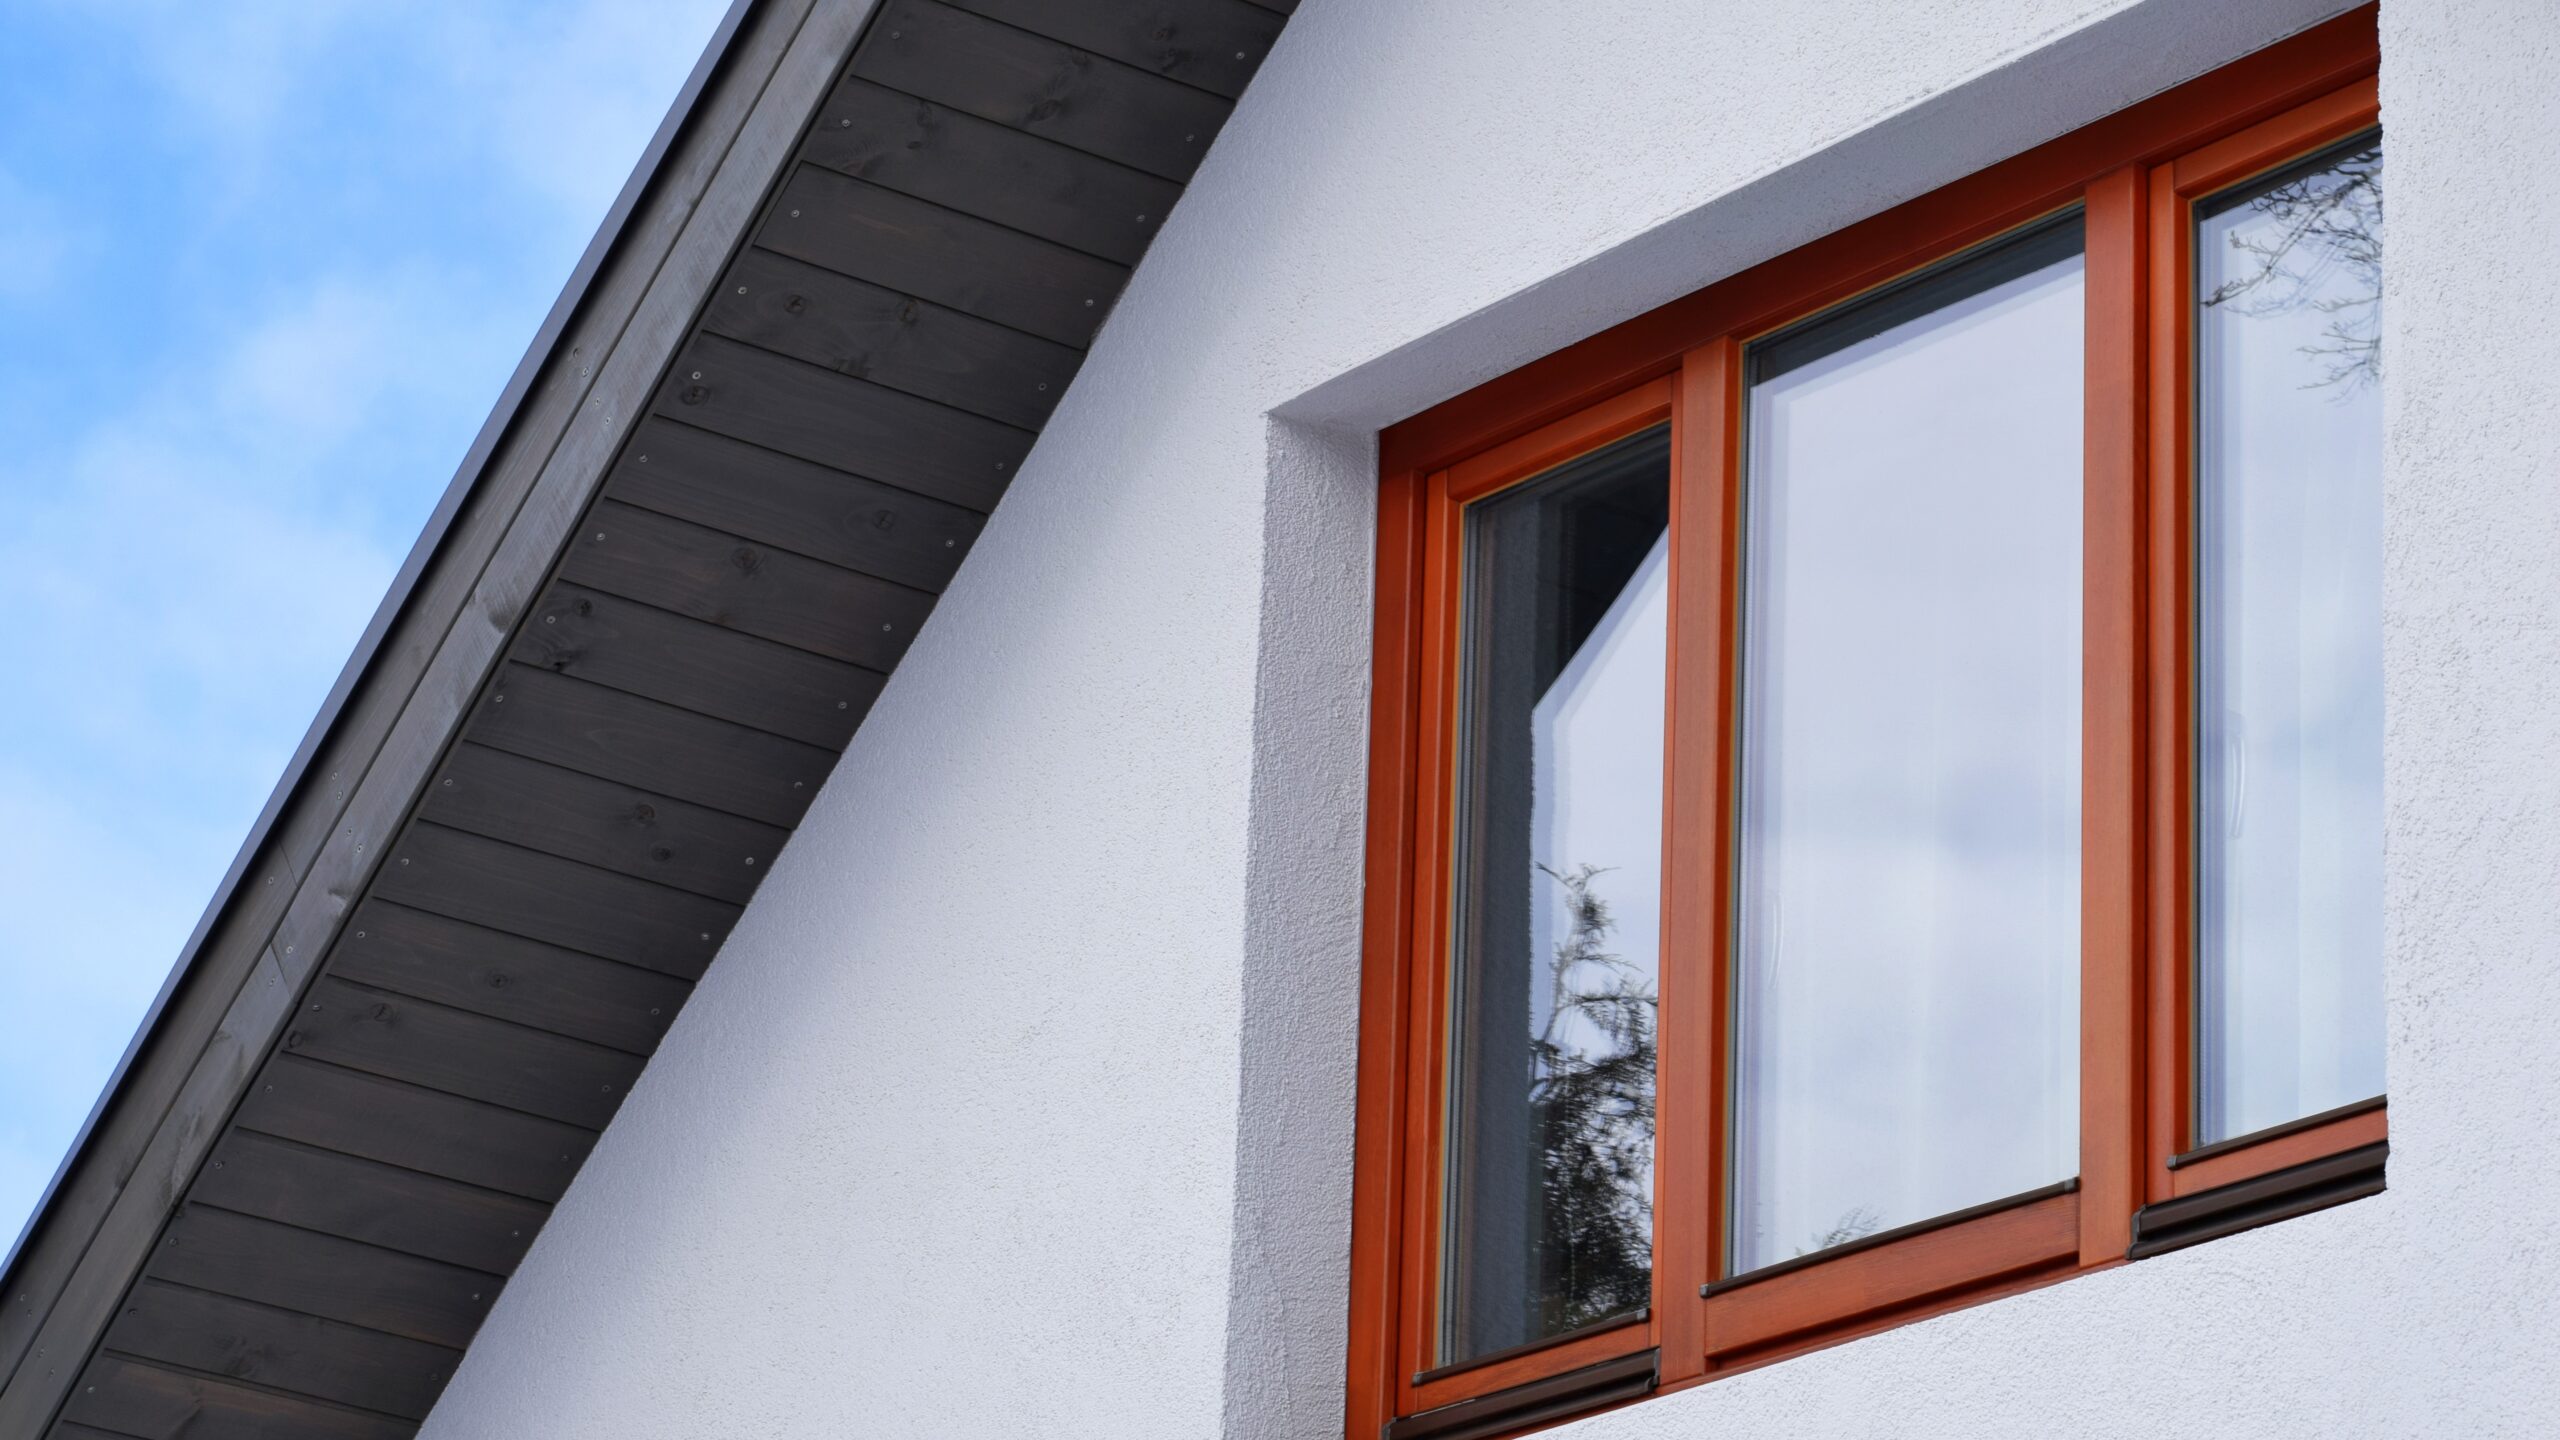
[423,1,2560,1436]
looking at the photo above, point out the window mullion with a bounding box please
[2080,164,2153,1265]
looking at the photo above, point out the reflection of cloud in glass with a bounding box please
[1531,533,1668,1053]
[1732,239,2084,1273]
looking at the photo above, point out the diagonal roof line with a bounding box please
[0,0,765,1298]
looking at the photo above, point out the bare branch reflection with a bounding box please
[1529,862,1656,1333]
[2202,145,2382,392]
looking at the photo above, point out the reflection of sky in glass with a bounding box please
[1529,533,1668,1054]
[2194,143,2385,1143]
[1731,239,2084,1274]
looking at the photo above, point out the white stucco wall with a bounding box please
[422,1,2560,1436]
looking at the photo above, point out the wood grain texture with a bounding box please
[855,0,1232,182]
[374,820,740,978]
[279,977,645,1131]
[759,164,1123,351]
[59,1354,413,1440]
[468,660,831,829]
[516,583,880,750]
[946,0,1281,100]
[426,742,790,903]
[805,76,1182,263]
[661,330,1037,504]
[703,249,1079,431]
[327,901,686,1056]
[234,1057,595,1203]
[561,500,935,672]
[105,1282,459,1421]
[188,1131,546,1276]
[608,418,987,584]
[147,1210,493,1351]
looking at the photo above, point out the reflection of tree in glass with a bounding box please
[1530,862,1657,1334]
[1800,1204,1881,1258]
[2203,146,2382,393]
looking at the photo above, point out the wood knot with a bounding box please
[680,384,709,405]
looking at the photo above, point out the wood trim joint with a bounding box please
[2128,1141,2387,1261]
[1384,1350,1658,1440]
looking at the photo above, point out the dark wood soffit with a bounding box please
[1,2,1294,1437]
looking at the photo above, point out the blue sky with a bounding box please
[0,0,732,1253]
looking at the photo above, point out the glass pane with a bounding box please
[1730,221,2084,1277]
[2194,138,2386,1145]
[1441,426,1669,1365]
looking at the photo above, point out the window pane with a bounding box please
[2194,138,2386,1145]
[1442,427,1668,1364]
[1730,222,2084,1277]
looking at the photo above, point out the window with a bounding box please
[1349,13,2384,1438]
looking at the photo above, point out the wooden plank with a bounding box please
[761,164,1123,351]
[561,501,935,672]
[425,743,790,904]
[946,0,1281,100]
[60,1355,412,1440]
[705,249,1077,431]
[514,583,880,751]
[609,418,986,587]
[481,659,829,828]
[105,1282,458,1421]
[147,1209,491,1350]
[327,901,686,1057]
[279,977,643,1131]
[804,77,1183,264]
[235,1056,594,1204]
[464,664,829,830]
[661,329,1036,509]
[853,0,1233,182]
[1236,0,1295,14]
[374,821,741,978]
[189,1131,544,1277]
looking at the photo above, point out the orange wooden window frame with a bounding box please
[1347,11,2383,1439]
